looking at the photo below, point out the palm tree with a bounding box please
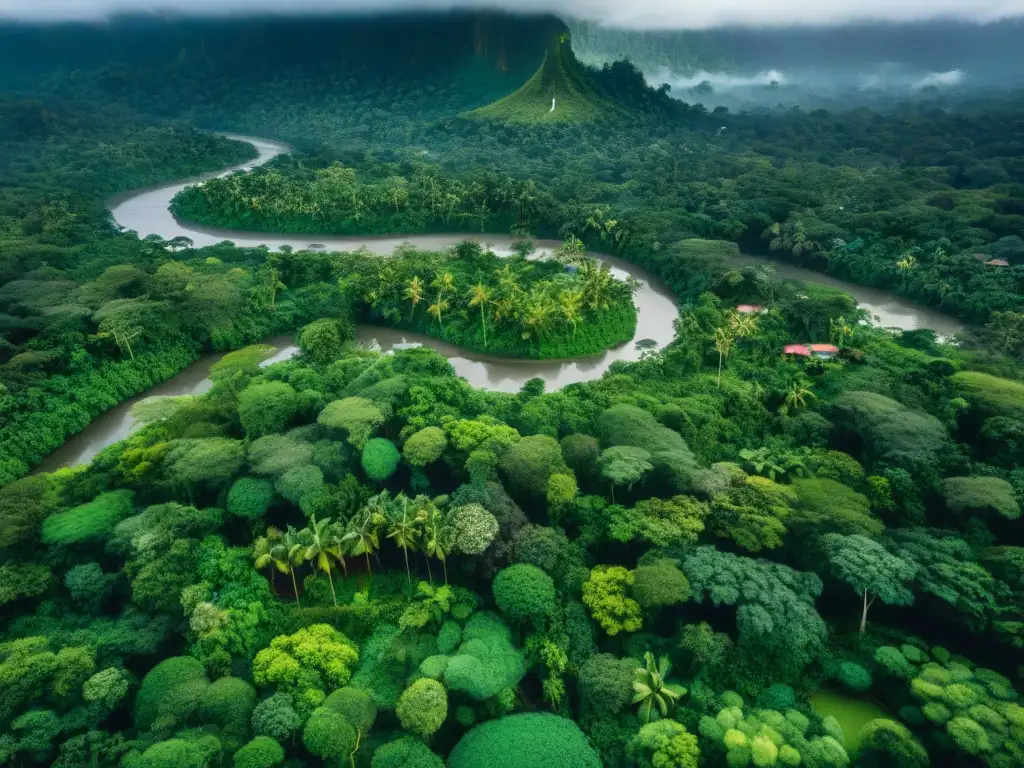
[404,276,424,320]
[387,494,420,589]
[632,652,686,723]
[521,290,556,345]
[468,282,491,347]
[271,527,305,608]
[427,297,449,330]
[713,327,736,387]
[343,504,383,578]
[558,288,584,335]
[896,253,917,273]
[556,234,587,266]
[783,379,816,413]
[253,527,282,587]
[729,311,759,339]
[415,499,448,585]
[432,271,455,296]
[300,515,346,607]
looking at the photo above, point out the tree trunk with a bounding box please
[861,588,869,634]
[403,547,411,589]
[366,552,373,578]
[425,556,433,585]
[291,569,301,608]
[327,569,338,607]
[717,353,723,387]
[442,557,448,586]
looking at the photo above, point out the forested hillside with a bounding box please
[0,12,1023,768]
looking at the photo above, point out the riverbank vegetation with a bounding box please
[339,242,637,359]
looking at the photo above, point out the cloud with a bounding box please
[1,1,1023,28]
[912,69,966,88]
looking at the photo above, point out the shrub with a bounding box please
[492,564,556,625]
[134,656,210,732]
[233,736,285,768]
[396,678,448,738]
[448,713,601,768]
[303,707,356,760]
[371,736,444,768]
[361,438,401,482]
[836,661,872,693]
[227,478,275,520]
[42,490,134,546]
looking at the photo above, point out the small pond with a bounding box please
[810,687,890,749]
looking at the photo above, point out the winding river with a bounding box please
[38,135,964,472]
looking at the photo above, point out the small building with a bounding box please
[736,304,766,315]
[985,258,1010,267]
[809,344,840,359]
[784,344,811,358]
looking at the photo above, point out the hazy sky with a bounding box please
[1,1,1022,28]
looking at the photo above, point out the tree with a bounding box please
[824,534,917,633]
[448,714,601,768]
[469,282,492,346]
[445,503,499,556]
[42,490,135,546]
[714,326,736,387]
[942,476,1020,520]
[62,563,109,611]
[609,496,708,547]
[627,719,700,768]
[199,677,256,732]
[300,515,346,606]
[559,288,584,335]
[631,559,691,610]
[396,678,448,738]
[323,687,377,734]
[499,435,568,498]
[403,427,447,467]
[228,478,275,520]
[164,438,245,503]
[238,381,299,437]
[492,564,556,626]
[318,397,385,449]
[362,438,401,482]
[633,652,686,723]
[300,318,346,365]
[856,719,928,768]
[371,737,443,768]
[599,446,653,500]
[582,566,642,636]
[342,502,384,577]
[386,494,420,588]
[233,736,285,768]
[303,707,356,761]
[253,624,359,694]
[134,656,210,733]
[405,276,425,319]
[250,694,301,742]
[270,526,305,608]
[133,739,206,768]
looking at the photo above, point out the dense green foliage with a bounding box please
[1,11,1023,768]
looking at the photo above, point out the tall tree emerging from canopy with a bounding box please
[822,534,917,633]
